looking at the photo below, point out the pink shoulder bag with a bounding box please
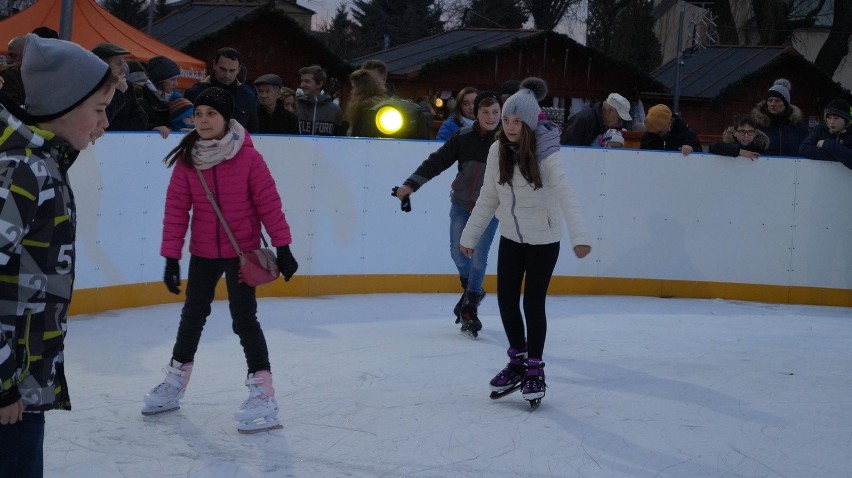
[196,169,279,287]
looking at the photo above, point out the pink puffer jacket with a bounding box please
[161,133,292,259]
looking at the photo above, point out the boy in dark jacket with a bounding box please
[640,104,703,155]
[709,115,769,161]
[799,98,852,170]
[393,92,502,335]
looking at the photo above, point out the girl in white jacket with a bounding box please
[460,77,591,407]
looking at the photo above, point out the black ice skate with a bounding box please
[458,290,485,338]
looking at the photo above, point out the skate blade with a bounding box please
[490,383,522,399]
[528,398,542,409]
[237,423,283,434]
[459,326,479,339]
[141,404,179,416]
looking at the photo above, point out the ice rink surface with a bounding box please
[45,294,851,477]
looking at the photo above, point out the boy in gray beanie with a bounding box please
[0,34,117,478]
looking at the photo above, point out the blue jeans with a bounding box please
[449,204,498,293]
[0,412,45,478]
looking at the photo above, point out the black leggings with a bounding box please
[496,237,560,360]
[172,255,271,373]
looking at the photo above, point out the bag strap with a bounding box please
[196,168,243,255]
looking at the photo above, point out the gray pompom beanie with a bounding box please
[501,77,547,130]
[22,34,111,122]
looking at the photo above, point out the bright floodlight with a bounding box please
[375,105,404,135]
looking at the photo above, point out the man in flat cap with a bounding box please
[92,42,147,131]
[0,34,118,478]
[254,73,298,134]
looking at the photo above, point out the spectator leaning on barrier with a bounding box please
[639,104,702,156]
[799,99,852,170]
[436,87,479,141]
[184,47,259,133]
[92,42,148,132]
[344,69,389,137]
[560,93,631,146]
[361,59,395,97]
[254,74,299,135]
[0,36,25,107]
[295,64,343,136]
[146,55,182,104]
[280,87,296,113]
[708,115,768,161]
[751,79,808,157]
[0,34,117,478]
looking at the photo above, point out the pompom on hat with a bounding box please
[22,34,111,122]
[501,77,547,130]
[767,78,791,107]
[194,87,234,123]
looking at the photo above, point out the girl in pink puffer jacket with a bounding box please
[143,87,297,433]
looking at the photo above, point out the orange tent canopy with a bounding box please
[0,0,206,89]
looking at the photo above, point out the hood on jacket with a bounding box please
[1,95,79,171]
[721,126,770,150]
[0,97,50,154]
[297,92,335,106]
[751,100,805,127]
[535,120,561,159]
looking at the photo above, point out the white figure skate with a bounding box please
[234,370,282,433]
[142,359,193,415]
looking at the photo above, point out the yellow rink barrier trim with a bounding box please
[69,275,851,316]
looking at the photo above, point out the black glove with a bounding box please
[163,258,181,295]
[276,245,298,282]
[391,187,412,212]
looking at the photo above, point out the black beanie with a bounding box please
[473,90,500,117]
[824,98,851,123]
[194,87,234,123]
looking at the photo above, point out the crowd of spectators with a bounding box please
[2,36,849,170]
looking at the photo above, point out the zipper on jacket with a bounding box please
[312,97,318,135]
[509,183,524,243]
[18,308,32,381]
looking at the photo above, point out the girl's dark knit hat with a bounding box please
[824,99,851,123]
[194,87,234,123]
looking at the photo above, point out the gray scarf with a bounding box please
[192,119,245,170]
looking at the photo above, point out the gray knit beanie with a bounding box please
[501,77,547,130]
[767,78,791,107]
[22,34,110,122]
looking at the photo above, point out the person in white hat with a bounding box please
[0,34,117,477]
[560,92,632,146]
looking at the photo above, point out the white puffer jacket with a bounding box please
[460,140,590,248]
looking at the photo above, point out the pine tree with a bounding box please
[320,4,357,60]
[102,0,148,28]
[588,0,661,73]
[463,0,527,29]
[608,0,661,73]
[351,0,443,56]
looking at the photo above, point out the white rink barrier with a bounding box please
[68,132,851,313]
